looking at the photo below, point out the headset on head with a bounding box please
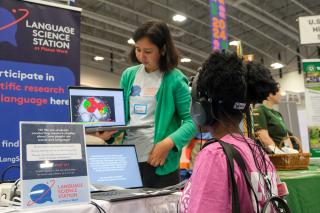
[190,67,248,127]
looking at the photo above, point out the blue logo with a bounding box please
[27,181,54,206]
[131,85,141,96]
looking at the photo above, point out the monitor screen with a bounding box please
[69,87,125,127]
[86,145,143,189]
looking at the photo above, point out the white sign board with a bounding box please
[305,89,320,126]
[20,122,90,209]
[298,15,320,45]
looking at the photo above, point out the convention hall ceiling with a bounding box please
[69,0,320,77]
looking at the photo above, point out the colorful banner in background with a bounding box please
[0,0,81,180]
[302,59,320,157]
[303,59,320,91]
[209,0,228,50]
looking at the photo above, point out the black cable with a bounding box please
[200,126,203,150]
[91,202,101,213]
[9,179,21,201]
[1,165,19,183]
[176,202,179,213]
[90,200,106,213]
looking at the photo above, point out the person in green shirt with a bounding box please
[249,63,298,154]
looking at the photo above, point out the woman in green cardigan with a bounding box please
[117,21,196,188]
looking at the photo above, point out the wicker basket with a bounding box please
[268,136,310,170]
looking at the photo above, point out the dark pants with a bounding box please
[138,162,180,188]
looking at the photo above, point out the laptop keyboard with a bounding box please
[91,189,173,202]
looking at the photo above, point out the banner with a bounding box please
[0,0,81,180]
[303,59,320,156]
[209,0,228,50]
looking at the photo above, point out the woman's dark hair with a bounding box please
[246,62,279,104]
[129,21,179,72]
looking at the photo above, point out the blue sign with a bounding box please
[0,0,81,181]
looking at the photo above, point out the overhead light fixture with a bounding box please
[270,62,284,69]
[229,40,240,46]
[93,56,104,61]
[280,91,287,96]
[127,38,135,45]
[172,14,186,22]
[181,58,191,63]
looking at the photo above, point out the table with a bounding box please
[1,193,180,213]
[278,165,320,213]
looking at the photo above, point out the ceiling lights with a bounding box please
[93,56,104,61]
[127,38,135,45]
[270,62,284,69]
[172,14,186,22]
[229,40,240,46]
[181,58,191,63]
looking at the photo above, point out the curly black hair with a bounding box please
[197,51,278,119]
[197,51,247,119]
[246,62,278,104]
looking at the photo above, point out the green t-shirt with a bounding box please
[254,105,288,146]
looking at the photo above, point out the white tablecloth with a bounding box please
[1,193,180,213]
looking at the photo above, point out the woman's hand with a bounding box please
[87,130,118,141]
[147,137,174,167]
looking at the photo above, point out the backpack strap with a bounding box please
[202,139,259,213]
[220,141,240,213]
[218,140,260,213]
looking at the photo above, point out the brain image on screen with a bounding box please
[78,97,113,122]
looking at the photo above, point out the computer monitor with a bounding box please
[86,145,143,189]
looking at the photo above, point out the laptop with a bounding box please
[86,145,173,201]
[68,86,153,133]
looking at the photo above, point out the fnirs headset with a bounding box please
[191,68,248,127]
[191,70,215,126]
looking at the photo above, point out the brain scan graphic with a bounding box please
[78,97,112,122]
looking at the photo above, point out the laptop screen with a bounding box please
[86,145,143,189]
[69,87,125,128]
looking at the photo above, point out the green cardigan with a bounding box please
[120,65,196,175]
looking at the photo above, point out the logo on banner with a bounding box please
[0,7,29,46]
[25,19,76,54]
[27,180,55,206]
[307,64,316,72]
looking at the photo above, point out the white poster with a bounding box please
[305,89,320,126]
[298,15,320,45]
